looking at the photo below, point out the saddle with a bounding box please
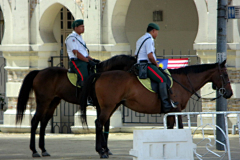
[132,62,173,93]
[67,72,81,88]
[137,70,173,94]
[67,62,97,88]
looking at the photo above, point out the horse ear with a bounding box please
[220,59,227,67]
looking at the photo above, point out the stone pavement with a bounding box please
[0,132,239,160]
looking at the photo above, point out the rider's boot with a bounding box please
[77,78,84,87]
[159,82,173,113]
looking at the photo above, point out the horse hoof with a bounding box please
[42,151,51,157]
[108,150,113,155]
[32,152,41,157]
[100,154,108,159]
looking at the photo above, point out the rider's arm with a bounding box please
[148,52,158,67]
[87,56,93,61]
[72,50,89,62]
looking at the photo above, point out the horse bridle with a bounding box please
[175,63,229,100]
[216,64,230,96]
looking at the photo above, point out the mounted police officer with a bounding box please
[135,22,173,113]
[65,19,96,87]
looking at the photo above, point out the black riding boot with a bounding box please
[159,82,173,113]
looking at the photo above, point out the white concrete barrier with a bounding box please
[163,111,240,160]
[129,129,196,160]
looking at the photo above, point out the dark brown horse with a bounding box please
[15,55,136,157]
[80,60,233,158]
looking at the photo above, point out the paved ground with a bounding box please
[0,132,239,160]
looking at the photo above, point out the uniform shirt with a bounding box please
[65,31,88,59]
[134,32,157,63]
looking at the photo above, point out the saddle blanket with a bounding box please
[137,69,173,93]
[67,70,173,91]
[67,72,81,88]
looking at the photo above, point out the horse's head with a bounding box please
[212,60,233,99]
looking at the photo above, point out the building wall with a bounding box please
[126,0,198,56]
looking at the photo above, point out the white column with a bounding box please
[0,44,58,133]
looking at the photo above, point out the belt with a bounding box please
[70,58,78,61]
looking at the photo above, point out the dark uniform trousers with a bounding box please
[147,64,167,83]
[69,59,88,82]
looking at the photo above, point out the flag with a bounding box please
[157,58,188,69]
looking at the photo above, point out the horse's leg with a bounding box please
[95,108,111,158]
[39,98,60,156]
[30,113,41,157]
[177,115,184,129]
[167,115,175,129]
[39,115,51,157]
[95,104,103,157]
[95,118,108,158]
[103,119,112,155]
[95,103,111,157]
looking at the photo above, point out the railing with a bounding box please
[163,111,240,160]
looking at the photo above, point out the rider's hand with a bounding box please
[88,60,96,67]
[93,59,100,64]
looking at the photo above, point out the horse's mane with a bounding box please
[98,54,136,72]
[169,63,217,75]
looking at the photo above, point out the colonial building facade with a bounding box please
[0,0,239,132]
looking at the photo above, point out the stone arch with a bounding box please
[0,0,12,44]
[31,0,83,44]
[125,0,198,55]
[193,0,208,43]
[111,0,199,52]
[111,0,131,44]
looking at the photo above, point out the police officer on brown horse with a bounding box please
[135,22,174,113]
[65,19,96,86]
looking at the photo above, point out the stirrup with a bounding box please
[87,97,93,106]
[170,100,178,108]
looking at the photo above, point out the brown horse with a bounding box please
[15,55,136,157]
[79,60,233,158]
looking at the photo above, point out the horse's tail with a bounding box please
[80,73,101,126]
[16,70,40,124]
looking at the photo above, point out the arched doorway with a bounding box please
[60,7,75,67]
[125,0,198,56]
[50,6,77,133]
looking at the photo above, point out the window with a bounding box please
[153,10,163,22]
[60,7,75,67]
[61,8,75,30]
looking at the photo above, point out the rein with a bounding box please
[163,65,227,102]
[162,71,202,100]
[172,76,201,99]
[186,74,201,99]
[188,63,229,102]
